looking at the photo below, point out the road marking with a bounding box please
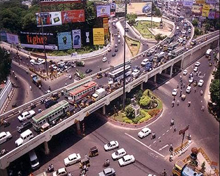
[125,133,164,158]
[159,144,169,151]
[158,136,161,139]
[166,130,169,132]
[170,127,172,130]
[153,141,156,144]
[163,133,165,136]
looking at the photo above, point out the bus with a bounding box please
[32,100,69,132]
[67,81,98,105]
[109,65,132,83]
[168,42,179,51]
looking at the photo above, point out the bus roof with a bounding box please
[69,81,97,97]
[109,65,131,76]
[64,78,92,92]
[174,160,186,170]
[32,100,69,123]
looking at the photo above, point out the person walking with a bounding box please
[177,100,179,106]
[172,100,175,107]
[188,101,191,107]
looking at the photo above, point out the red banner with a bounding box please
[61,10,85,23]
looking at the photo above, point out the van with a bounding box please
[15,129,34,147]
[29,150,40,169]
[206,49,212,58]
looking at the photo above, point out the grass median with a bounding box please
[125,37,140,57]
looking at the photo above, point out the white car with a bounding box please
[141,59,149,66]
[112,148,126,160]
[99,168,116,176]
[118,155,135,166]
[138,127,151,139]
[36,58,45,65]
[102,57,108,62]
[172,89,178,96]
[0,131,12,144]
[186,86,191,93]
[195,61,200,67]
[198,79,204,87]
[53,168,68,176]
[178,38,183,43]
[30,59,37,65]
[189,77,194,83]
[104,141,119,151]
[18,110,36,122]
[118,39,121,43]
[132,69,140,78]
[193,67,198,72]
[183,69,188,75]
[64,153,81,166]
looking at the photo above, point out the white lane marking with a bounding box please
[153,141,156,144]
[158,137,161,139]
[159,144,169,151]
[163,133,165,136]
[166,130,169,132]
[125,133,165,158]
[170,127,172,130]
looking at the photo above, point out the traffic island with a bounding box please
[125,37,141,57]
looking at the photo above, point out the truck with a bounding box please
[31,74,41,86]
[92,88,106,101]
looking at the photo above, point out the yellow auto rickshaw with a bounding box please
[89,146,99,157]
[181,94,186,101]
[79,158,90,169]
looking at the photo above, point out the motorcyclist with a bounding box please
[104,159,110,166]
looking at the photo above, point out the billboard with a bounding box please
[40,0,82,4]
[57,32,72,50]
[116,4,125,13]
[206,0,216,4]
[0,31,7,42]
[110,3,116,10]
[6,33,19,44]
[72,30,81,48]
[183,0,193,7]
[36,12,62,27]
[20,32,58,50]
[103,18,109,35]
[93,28,104,45]
[96,5,111,17]
[196,0,205,4]
[191,4,203,15]
[208,9,215,19]
[61,10,85,23]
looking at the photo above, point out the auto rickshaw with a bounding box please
[89,146,99,157]
[181,94,186,101]
[96,73,102,79]
[79,158,90,169]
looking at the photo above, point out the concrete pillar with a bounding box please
[170,65,173,77]
[140,83,143,90]
[154,75,157,83]
[76,121,81,135]
[44,141,50,155]
[102,105,106,115]
[0,169,8,176]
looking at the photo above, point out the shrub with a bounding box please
[123,118,133,124]
[148,109,160,116]
[140,96,151,107]
[125,106,135,119]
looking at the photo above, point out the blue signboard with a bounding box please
[57,32,72,50]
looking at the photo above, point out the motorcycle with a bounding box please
[47,164,54,172]
[0,149,8,156]
[103,159,110,167]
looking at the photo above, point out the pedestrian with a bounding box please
[200,90,203,96]
[188,101,191,107]
[173,126,176,132]
[177,100,179,106]
[201,106,205,111]
[30,86,32,91]
[172,100,175,107]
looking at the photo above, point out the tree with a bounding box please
[125,106,135,119]
[200,162,206,173]
[85,1,96,27]
[127,13,137,25]
[0,48,12,83]
[154,33,163,42]
[210,79,220,106]
[192,19,198,27]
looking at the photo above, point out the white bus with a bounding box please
[206,49,212,58]
[109,65,132,82]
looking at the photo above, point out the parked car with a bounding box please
[198,79,204,87]
[102,57,108,62]
[138,127,151,139]
[112,148,126,160]
[112,53,116,57]
[99,168,116,176]
[0,131,12,144]
[193,67,198,72]
[104,141,119,151]
[64,153,81,166]
[186,86,191,93]
[17,121,32,133]
[17,110,36,122]
[53,168,68,176]
[195,61,200,67]
[172,89,178,96]
[183,69,188,75]
[118,155,135,166]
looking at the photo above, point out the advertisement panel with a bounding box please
[20,32,58,50]
[116,4,125,13]
[6,33,19,44]
[72,29,81,48]
[110,3,116,10]
[96,5,110,17]
[103,18,109,35]
[93,28,104,45]
[202,9,210,17]
[57,32,72,50]
[191,4,202,15]
[183,0,193,7]
[203,4,210,10]
[208,9,215,19]
[0,31,7,42]
[205,0,216,4]
[40,0,82,4]
[196,0,205,4]
[36,12,62,27]
[61,10,85,23]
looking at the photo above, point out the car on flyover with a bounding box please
[17,121,32,133]
[118,155,135,166]
[112,148,126,160]
[0,131,12,144]
[64,153,81,166]
[138,127,151,139]
[17,110,36,122]
[141,59,149,67]
[99,168,116,176]
[104,141,119,151]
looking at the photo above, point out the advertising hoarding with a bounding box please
[0,31,7,42]
[61,10,85,23]
[96,5,111,17]
[191,4,202,15]
[93,28,104,45]
[6,33,19,44]
[20,32,58,50]
[111,3,116,10]
[103,18,109,35]
[36,12,62,27]
[183,0,193,7]
[205,0,216,4]
[196,0,205,4]
[57,32,72,50]
[72,29,81,48]
[116,4,125,13]
[202,9,210,17]
[40,0,82,4]
[208,9,215,19]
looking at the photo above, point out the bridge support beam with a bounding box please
[76,121,81,135]
[0,168,8,176]
[44,141,50,155]
[102,105,106,115]
[170,65,173,77]
[154,75,157,83]
[140,83,143,90]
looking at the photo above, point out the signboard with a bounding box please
[96,5,110,17]
[72,29,81,48]
[61,10,85,23]
[191,4,202,15]
[116,4,125,13]
[110,3,116,10]
[208,9,215,19]
[0,31,7,42]
[203,3,211,10]
[205,0,216,4]
[20,32,58,50]
[93,28,104,45]
[196,0,205,4]
[40,0,82,4]
[36,12,62,27]
[202,3,210,17]
[103,18,109,35]
[183,0,193,7]
[6,33,19,44]
[57,32,72,50]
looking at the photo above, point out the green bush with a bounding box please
[123,118,133,124]
[139,96,151,107]
[148,109,160,116]
[125,106,135,119]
